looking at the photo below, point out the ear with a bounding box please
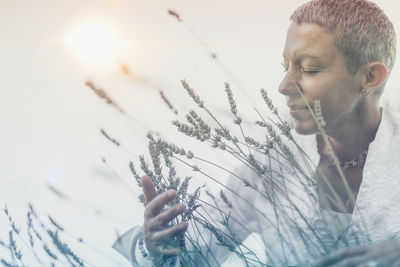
[361,62,388,96]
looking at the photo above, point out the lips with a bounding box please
[288,104,312,110]
[290,108,306,115]
[287,103,313,120]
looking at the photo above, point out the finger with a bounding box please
[145,189,177,218]
[151,222,188,242]
[141,176,157,205]
[149,204,186,229]
[314,247,367,267]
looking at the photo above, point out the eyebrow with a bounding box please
[283,53,322,62]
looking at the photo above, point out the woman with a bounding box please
[114,0,400,265]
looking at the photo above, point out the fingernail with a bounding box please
[168,190,176,197]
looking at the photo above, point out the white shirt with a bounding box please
[113,106,400,266]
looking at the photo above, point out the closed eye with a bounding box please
[300,66,319,74]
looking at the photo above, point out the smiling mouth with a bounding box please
[288,105,313,120]
[287,103,313,110]
[290,108,307,114]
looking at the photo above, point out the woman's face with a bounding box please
[279,22,364,135]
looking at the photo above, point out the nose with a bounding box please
[278,73,300,96]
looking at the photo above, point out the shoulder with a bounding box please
[364,105,400,176]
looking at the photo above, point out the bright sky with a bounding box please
[1,0,400,265]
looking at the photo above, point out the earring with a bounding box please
[361,88,367,95]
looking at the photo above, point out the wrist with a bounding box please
[139,236,180,266]
[137,233,165,265]
[133,230,153,266]
[138,237,149,259]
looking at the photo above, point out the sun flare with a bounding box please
[67,22,121,62]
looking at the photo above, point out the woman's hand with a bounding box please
[141,176,188,257]
[313,241,400,267]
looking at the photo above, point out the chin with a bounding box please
[293,120,318,136]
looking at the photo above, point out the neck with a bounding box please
[324,100,382,159]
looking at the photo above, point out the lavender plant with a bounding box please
[119,78,369,266]
[1,204,123,267]
[88,73,369,266]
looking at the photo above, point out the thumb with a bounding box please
[141,176,157,205]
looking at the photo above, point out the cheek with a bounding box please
[320,87,356,119]
[300,78,347,112]
[297,77,326,101]
[296,80,336,127]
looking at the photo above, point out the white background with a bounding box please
[1,0,399,266]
